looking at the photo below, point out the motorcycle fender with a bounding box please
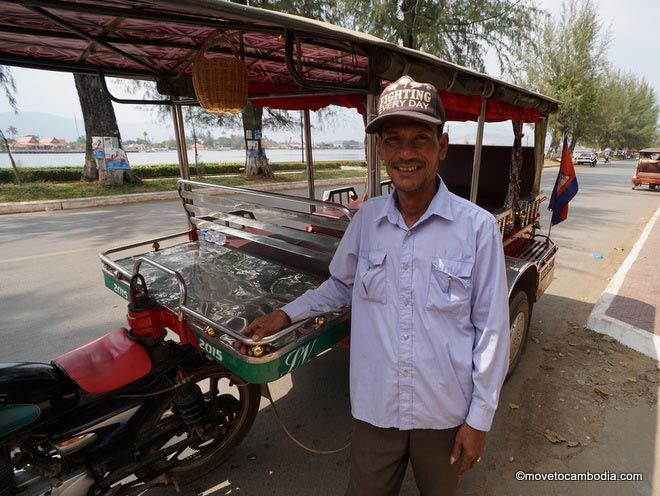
[0,404,40,438]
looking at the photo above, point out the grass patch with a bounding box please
[0,169,370,202]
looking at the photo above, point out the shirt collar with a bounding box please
[375,175,455,225]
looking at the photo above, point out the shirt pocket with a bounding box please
[426,257,473,313]
[357,250,387,304]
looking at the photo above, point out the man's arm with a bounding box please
[451,217,510,474]
[236,208,363,351]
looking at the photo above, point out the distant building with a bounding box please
[12,135,39,149]
[11,135,67,150]
[38,137,67,150]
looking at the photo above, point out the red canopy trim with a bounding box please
[250,86,542,123]
[440,92,543,123]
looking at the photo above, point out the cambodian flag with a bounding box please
[548,136,578,225]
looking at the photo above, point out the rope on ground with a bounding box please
[265,383,351,455]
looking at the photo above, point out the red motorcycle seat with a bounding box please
[54,328,152,394]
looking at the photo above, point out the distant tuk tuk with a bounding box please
[632,148,660,190]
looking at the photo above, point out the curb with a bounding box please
[586,206,660,360]
[0,177,365,215]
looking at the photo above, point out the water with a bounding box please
[0,148,365,168]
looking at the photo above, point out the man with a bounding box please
[237,76,510,495]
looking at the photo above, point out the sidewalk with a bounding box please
[587,206,660,360]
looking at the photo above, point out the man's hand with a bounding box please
[449,423,486,476]
[233,310,291,356]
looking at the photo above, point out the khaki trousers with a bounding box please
[347,419,460,496]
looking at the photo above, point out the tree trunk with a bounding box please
[74,73,129,185]
[401,0,419,49]
[0,131,20,184]
[242,102,274,178]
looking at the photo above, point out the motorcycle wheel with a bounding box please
[133,360,261,487]
[0,447,15,496]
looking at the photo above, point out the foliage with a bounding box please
[513,0,610,151]
[338,0,540,71]
[0,161,357,183]
[0,168,368,202]
[583,71,659,150]
[0,66,17,112]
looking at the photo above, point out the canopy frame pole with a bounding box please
[533,118,549,195]
[469,96,488,204]
[366,93,380,198]
[171,101,190,181]
[303,109,316,212]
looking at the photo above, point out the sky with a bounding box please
[0,0,657,144]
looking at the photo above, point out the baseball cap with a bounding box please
[365,76,445,134]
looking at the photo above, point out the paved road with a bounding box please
[0,160,658,495]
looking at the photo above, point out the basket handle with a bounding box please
[196,30,241,64]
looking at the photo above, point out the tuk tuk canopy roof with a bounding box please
[0,0,560,123]
[639,148,660,154]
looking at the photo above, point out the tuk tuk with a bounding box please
[632,148,660,190]
[0,0,560,482]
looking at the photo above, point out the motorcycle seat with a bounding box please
[53,328,152,394]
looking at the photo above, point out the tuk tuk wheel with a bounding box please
[507,290,530,379]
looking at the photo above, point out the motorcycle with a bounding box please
[0,275,261,496]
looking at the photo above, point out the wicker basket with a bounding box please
[192,32,248,114]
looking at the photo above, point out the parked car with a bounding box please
[574,151,597,167]
[632,148,660,190]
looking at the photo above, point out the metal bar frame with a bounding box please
[366,93,380,198]
[103,243,327,346]
[469,96,488,203]
[533,118,549,195]
[284,30,369,94]
[23,4,158,76]
[177,180,353,220]
[302,109,315,204]
[132,257,187,321]
[172,103,191,182]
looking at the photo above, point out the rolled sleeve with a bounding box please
[466,218,510,431]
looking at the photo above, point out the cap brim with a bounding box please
[365,111,443,133]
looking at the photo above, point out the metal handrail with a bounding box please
[99,231,191,281]
[177,179,353,221]
[180,305,321,346]
[132,257,188,322]
[103,243,322,346]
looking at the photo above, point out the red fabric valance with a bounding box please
[249,83,542,123]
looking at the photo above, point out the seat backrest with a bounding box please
[438,144,535,211]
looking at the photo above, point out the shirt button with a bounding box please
[402,334,409,341]
[402,263,410,270]
[406,230,412,237]
[402,370,409,378]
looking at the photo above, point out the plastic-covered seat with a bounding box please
[54,328,152,394]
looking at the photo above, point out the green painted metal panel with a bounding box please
[103,272,130,300]
[195,322,350,384]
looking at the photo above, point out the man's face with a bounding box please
[376,117,449,196]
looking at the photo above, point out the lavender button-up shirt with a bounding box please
[282,178,510,431]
